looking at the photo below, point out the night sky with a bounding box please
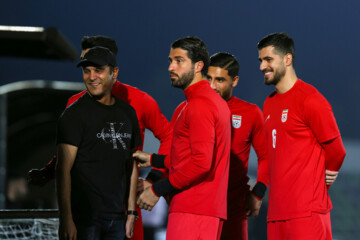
[1,0,359,139]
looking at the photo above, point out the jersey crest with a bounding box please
[281,109,288,123]
[232,115,242,129]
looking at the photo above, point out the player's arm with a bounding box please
[141,93,172,156]
[133,150,167,195]
[139,101,186,186]
[321,136,346,186]
[133,151,167,169]
[246,106,269,217]
[250,107,269,199]
[162,100,216,191]
[139,93,174,185]
[305,93,346,187]
[125,156,138,239]
[27,155,57,186]
[56,143,78,240]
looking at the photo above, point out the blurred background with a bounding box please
[0,0,359,239]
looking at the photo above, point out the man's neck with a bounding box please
[275,69,298,94]
[87,92,115,105]
[185,73,204,90]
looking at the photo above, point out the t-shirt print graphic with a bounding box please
[96,122,132,149]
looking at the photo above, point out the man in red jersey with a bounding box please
[136,36,231,240]
[27,35,172,240]
[258,32,346,240]
[207,52,269,240]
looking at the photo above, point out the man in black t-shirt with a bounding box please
[56,46,141,240]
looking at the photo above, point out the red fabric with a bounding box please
[162,101,187,170]
[321,136,346,171]
[263,79,342,221]
[62,81,172,240]
[267,212,332,240]
[220,210,248,240]
[226,96,269,219]
[166,212,223,240]
[168,80,231,220]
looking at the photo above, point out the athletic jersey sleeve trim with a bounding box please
[151,154,167,169]
[152,178,178,197]
[146,169,164,183]
[252,181,267,199]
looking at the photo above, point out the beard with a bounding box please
[170,65,195,89]
[264,64,286,86]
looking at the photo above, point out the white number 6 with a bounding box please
[272,129,276,149]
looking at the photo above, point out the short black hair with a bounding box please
[81,35,118,55]
[171,36,209,77]
[257,32,295,63]
[210,52,239,78]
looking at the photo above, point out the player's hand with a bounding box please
[133,151,151,168]
[27,168,49,186]
[137,178,152,196]
[325,170,339,186]
[245,191,262,218]
[59,217,77,240]
[125,214,136,238]
[137,186,159,211]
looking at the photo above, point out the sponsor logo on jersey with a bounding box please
[232,115,242,128]
[97,122,132,150]
[281,109,288,123]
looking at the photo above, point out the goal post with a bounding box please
[0,209,59,240]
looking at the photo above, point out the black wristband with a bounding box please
[146,169,164,183]
[152,178,178,196]
[252,182,267,199]
[152,154,167,169]
[126,210,138,219]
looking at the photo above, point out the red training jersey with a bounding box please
[227,96,269,218]
[263,79,341,221]
[168,80,231,220]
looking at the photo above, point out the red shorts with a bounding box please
[267,212,332,240]
[166,212,223,240]
[220,211,247,240]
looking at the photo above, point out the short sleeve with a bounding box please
[56,109,83,147]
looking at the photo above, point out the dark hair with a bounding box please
[210,52,239,78]
[81,35,118,55]
[257,32,295,62]
[171,36,209,77]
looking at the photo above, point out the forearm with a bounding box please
[151,154,167,169]
[56,167,73,221]
[251,182,267,200]
[146,168,167,183]
[152,177,178,197]
[252,115,269,186]
[322,136,346,171]
[169,143,213,189]
[56,144,77,222]
[127,161,138,211]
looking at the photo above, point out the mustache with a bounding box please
[262,68,273,73]
[169,71,179,78]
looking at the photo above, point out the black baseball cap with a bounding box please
[77,46,116,68]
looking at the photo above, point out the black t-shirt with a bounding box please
[57,93,141,220]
